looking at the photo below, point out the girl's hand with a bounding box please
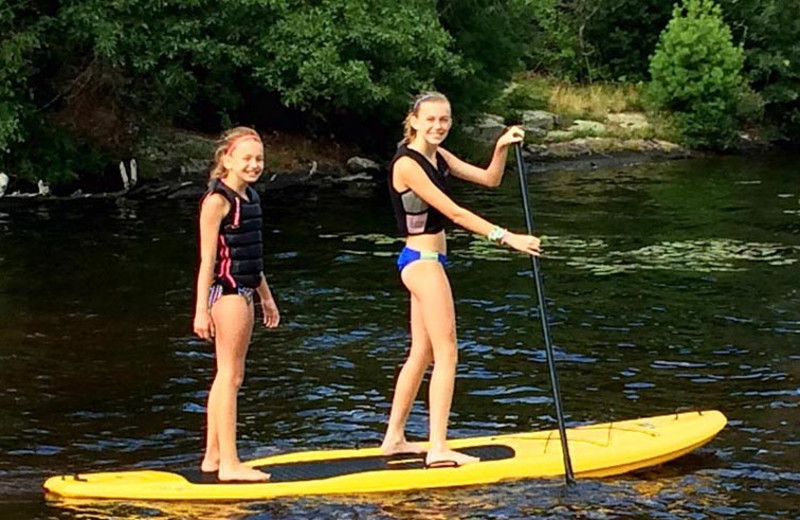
[261,298,280,328]
[502,232,541,257]
[497,125,525,149]
[193,311,215,340]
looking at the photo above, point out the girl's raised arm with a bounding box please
[440,125,525,187]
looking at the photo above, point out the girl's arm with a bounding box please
[193,193,229,340]
[439,125,525,187]
[395,157,540,256]
[256,273,280,328]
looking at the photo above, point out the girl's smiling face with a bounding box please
[411,99,452,146]
[223,139,264,183]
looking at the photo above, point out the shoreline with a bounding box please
[0,130,775,202]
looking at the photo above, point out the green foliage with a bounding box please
[734,84,765,126]
[585,0,673,81]
[0,3,42,154]
[486,76,550,123]
[436,0,531,110]
[515,0,670,83]
[648,0,746,149]
[253,1,463,116]
[4,0,470,185]
[3,0,800,187]
[717,0,800,141]
[58,0,462,121]
[12,126,107,187]
[516,0,582,80]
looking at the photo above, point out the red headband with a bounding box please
[224,134,262,156]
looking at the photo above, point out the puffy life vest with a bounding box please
[388,144,451,236]
[204,179,264,289]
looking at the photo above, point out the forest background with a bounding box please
[1,0,798,189]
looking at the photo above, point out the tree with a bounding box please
[584,0,673,81]
[648,0,746,148]
[717,0,800,141]
[3,0,467,184]
[0,2,42,154]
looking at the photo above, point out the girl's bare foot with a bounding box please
[380,438,426,456]
[201,457,220,473]
[425,449,479,468]
[218,463,270,482]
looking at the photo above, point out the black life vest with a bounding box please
[204,179,264,289]
[388,144,451,236]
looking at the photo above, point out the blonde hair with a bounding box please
[209,126,262,180]
[401,92,450,144]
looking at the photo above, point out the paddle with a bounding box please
[513,142,576,485]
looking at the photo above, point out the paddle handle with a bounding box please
[514,143,576,485]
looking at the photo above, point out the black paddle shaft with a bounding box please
[513,143,576,485]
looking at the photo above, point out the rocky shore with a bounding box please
[0,109,725,202]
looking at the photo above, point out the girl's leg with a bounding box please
[200,380,220,471]
[204,294,268,481]
[401,261,479,467]
[381,293,433,455]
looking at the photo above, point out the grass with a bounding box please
[497,74,646,120]
[490,74,683,144]
[547,81,644,120]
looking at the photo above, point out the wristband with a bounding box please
[487,225,507,243]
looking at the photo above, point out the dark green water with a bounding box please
[1,154,798,519]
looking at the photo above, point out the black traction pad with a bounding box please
[178,444,515,484]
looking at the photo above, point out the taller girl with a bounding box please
[193,127,280,481]
[382,92,541,467]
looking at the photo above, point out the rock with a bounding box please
[538,137,688,160]
[37,180,51,196]
[134,130,215,180]
[568,120,607,135]
[119,161,130,190]
[463,113,506,143]
[180,159,210,177]
[525,127,548,139]
[545,130,574,142]
[166,181,198,199]
[547,139,594,157]
[332,173,373,183]
[521,110,558,131]
[525,144,553,162]
[606,112,650,131]
[0,172,8,198]
[130,159,138,187]
[346,156,381,174]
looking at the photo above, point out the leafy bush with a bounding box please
[0,5,41,155]
[735,85,765,126]
[648,0,746,149]
[584,0,674,82]
[718,0,800,142]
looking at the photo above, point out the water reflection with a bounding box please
[2,155,800,518]
[43,470,740,520]
[558,238,800,275]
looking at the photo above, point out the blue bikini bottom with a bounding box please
[396,246,447,273]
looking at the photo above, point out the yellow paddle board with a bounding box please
[44,410,726,501]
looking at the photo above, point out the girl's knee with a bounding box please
[432,344,458,367]
[407,349,433,368]
[216,369,245,389]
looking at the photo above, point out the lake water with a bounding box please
[1,154,798,519]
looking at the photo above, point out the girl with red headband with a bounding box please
[193,126,280,481]
[382,92,541,467]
